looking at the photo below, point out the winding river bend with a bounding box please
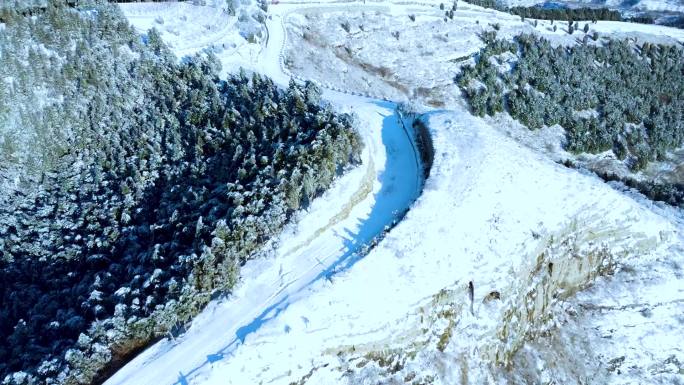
[106,3,424,385]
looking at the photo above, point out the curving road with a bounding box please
[105,2,425,385]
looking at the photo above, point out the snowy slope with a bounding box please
[111,1,684,385]
[183,105,680,385]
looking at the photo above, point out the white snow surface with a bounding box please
[111,1,684,384]
[190,107,680,385]
[120,0,266,66]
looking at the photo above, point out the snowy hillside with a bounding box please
[119,0,266,58]
[190,105,682,385]
[1,0,682,383]
[104,1,684,385]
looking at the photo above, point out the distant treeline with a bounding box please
[509,6,621,22]
[661,15,684,28]
[462,0,664,25]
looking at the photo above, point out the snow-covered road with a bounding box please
[107,3,423,385]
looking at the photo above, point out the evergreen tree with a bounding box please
[458,33,684,170]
